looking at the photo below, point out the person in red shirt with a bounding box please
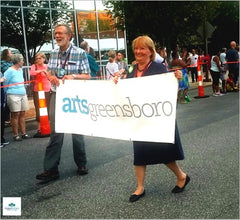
[201,51,211,82]
[30,52,51,138]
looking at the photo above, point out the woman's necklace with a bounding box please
[137,65,146,72]
[134,61,152,77]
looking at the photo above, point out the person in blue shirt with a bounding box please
[80,40,101,79]
[3,54,30,141]
[226,41,239,85]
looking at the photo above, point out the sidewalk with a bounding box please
[25,80,212,121]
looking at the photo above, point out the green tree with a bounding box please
[104,1,239,60]
[1,0,71,63]
[210,1,239,53]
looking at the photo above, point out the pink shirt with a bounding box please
[30,64,51,92]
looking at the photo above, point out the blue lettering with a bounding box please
[81,99,89,114]
[62,98,72,112]
[71,97,79,113]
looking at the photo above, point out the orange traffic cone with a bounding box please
[36,73,51,135]
[194,60,209,99]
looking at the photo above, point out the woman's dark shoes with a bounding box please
[33,130,50,138]
[129,190,145,202]
[172,175,190,193]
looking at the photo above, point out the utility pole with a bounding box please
[203,3,208,54]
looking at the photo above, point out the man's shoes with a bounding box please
[129,190,145,202]
[33,130,50,138]
[172,175,190,193]
[36,170,59,182]
[77,166,88,175]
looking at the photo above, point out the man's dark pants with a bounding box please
[43,92,87,172]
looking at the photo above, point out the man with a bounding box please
[80,40,101,79]
[36,24,91,183]
[115,51,128,77]
[219,48,227,93]
[187,49,198,83]
[226,41,239,84]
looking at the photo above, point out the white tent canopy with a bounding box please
[36,38,125,53]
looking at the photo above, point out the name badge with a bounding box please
[57,68,66,78]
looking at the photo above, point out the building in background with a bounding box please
[1,0,127,81]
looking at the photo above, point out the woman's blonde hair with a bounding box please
[108,50,116,63]
[35,52,46,61]
[34,52,46,65]
[132,35,156,61]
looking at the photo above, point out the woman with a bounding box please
[125,36,190,202]
[1,49,13,74]
[106,50,124,79]
[210,52,223,96]
[171,51,190,104]
[1,48,13,125]
[4,54,30,141]
[30,52,51,137]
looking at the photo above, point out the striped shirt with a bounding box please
[47,44,90,77]
[1,60,13,74]
[47,43,90,91]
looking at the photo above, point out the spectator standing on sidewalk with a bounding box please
[157,46,168,68]
[171,51,190,104]
[219,48,227,93]
[201,51,211,82]
[1,49,13,126]
[36,23,91,183]
[80,41,101,80]
[30,52,51,137]
[210,51,223,97]
[106,50,124,79]
[115,51,128,78]
[1,49,13,73]
[226,41,239,85]
[3,54,30,141]
[187,49,198,83]
[1,74,10,147]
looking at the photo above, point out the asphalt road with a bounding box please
[1,86,239,219]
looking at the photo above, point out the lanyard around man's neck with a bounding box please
[58,45,72,69]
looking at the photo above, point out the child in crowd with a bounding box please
[226,73,239,92]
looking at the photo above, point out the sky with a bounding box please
[73,0,106,10]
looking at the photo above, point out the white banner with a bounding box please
[55,73,178,143]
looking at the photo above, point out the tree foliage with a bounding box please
[104,0,239,61]
[1,0,71,63]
